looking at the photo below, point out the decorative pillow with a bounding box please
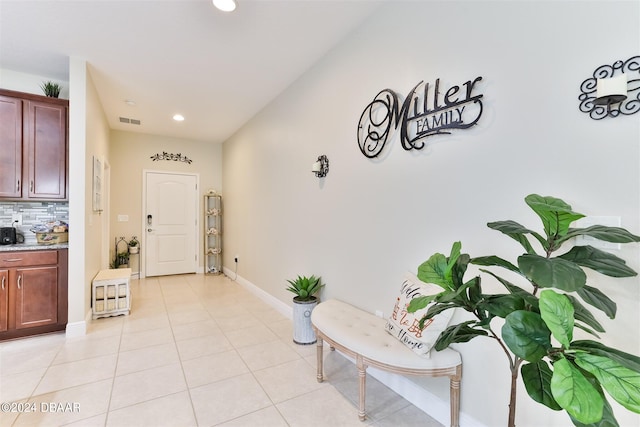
[385,273,454,358]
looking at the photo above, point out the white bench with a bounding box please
[311,299,462,427]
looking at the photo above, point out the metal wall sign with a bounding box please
[150,151,193,164]
[357,77,484,158]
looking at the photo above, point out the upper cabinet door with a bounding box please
[0,95,24,198]
[24,100,68,200]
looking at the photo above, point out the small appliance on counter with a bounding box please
[0,227,16,245]
[0,227,24,245]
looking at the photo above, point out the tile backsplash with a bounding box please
[0,201,69,244]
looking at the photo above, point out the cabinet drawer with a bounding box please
[0,251,58,267]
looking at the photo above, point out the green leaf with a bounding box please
[522,360,562,410]
[479,269,540,309]
[571,341,640,372]
[525,194,585,238]
[471,255,520,274]
[418,303,458,328]
[570,396,620,427]
[444,242,462,284]
[466,276,483,305]
[406,295,437,313]
[487,220,537,254]
[574,353,640,413]
[551,357,604,424]
[559,246,637,278]
[433,321,488,351]
[566,295,605,334]
[574,323,601,339]
[451,253,471,290]
[477,294,525,318]
[518,254,587,291]
[576,285,617,320]
[539,290,574,348]
[417,252,452,290]
[565,225,640,244]
[502,311,551,361]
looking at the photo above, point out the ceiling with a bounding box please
[0,0,382,142]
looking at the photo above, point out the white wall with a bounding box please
[68,58,88,333]
[83,67,111,312]
[222,2,640,426]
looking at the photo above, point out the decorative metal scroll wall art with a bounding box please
[150,151,193,164]
[357,77,484,159]
[579,56,640,120]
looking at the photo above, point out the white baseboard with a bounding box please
[223,267,292,319]
[221,268,484,427]
[65,308,92,338]
[65,319,87,338]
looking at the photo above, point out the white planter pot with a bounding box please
[129,247,139,254]
[292,297,318,345]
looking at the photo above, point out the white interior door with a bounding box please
[144,171,198,277]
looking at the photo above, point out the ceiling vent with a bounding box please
[119,117,141,125]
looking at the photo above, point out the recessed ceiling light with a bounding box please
[212,0,236,12]
[173,114,185,122]
[124,99,136,106]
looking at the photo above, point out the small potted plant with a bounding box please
[128,238,139,254]
[40,81,62,98]
[286,275,324,344]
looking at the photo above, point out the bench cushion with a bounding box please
[312,299,461,370]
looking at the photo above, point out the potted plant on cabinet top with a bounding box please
[286,275,324,345]
[40,81,61,98]
[408,194,640,427]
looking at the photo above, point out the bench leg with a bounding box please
[357,355,367,421]
[316,336,324,383]
[450,365,462,427]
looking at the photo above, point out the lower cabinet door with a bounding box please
[0,270,8,332]
[15,266,58,329]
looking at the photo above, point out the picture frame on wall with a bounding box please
[93,156,103,212]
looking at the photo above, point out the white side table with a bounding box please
[92,268,131,319]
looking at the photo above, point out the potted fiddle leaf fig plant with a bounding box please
[286,275,324,345]
[408,194,640,427]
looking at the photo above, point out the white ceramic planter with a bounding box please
[292,297,318,345]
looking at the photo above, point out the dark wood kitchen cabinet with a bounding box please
[0,89,68,201]
[0,249,68,340]
[0,269,8,332]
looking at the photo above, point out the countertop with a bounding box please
[0,243,69,252]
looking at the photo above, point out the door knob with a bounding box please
[147,228,154,232]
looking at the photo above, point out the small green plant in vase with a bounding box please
[408,194,640,427]
[286,275,324,302]
[40,81,62,98]
[287,275,324,344]
[128,238,139,254]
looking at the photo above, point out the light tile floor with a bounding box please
[0,274,443,427]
